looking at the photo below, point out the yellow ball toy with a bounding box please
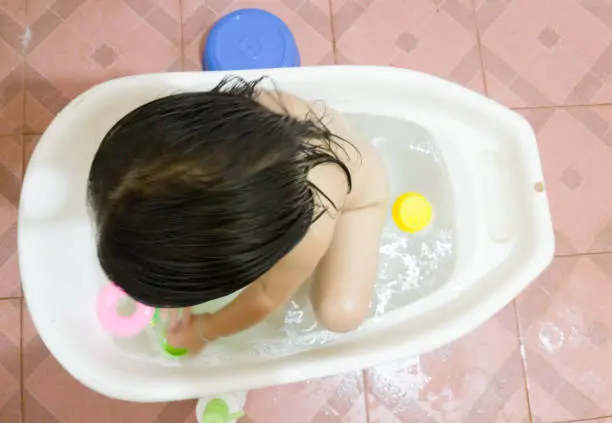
[392,192,433,233]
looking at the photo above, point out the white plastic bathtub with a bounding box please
[19,66,554,401]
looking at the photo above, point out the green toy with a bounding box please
[201,398,244,423]
[151,309,189,357]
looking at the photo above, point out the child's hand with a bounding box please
[164,309,211,356]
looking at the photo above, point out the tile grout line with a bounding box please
[20,0,29,182]
[178,0,185,71]
[19,298,24,423]
[470,0,489,97]
[361,369,371,423]
[19,1,28,421]
[327,0,338,65]
[21,130,26,182]
[554,250,612,258]
[20,0,27,149]
[512,300,534,423]
[552,414,612,423]
[512,103,612,111]
[21,131,25,179]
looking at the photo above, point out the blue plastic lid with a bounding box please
[203,9,300,71]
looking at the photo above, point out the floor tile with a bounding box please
[478,0,612,108]
[22,306,197,423]
[0,299,21,423]
[241,371,366,423]
[24,0,182,133]
[516,254,612,422]
[23,134,40,170]
[0,1,25,135]
[0,134,22,298]
[331,0,484,92]
[182,0,334,71]
[364,304,530,423]
[518,106,612,254]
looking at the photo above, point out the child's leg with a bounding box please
[310,275,373,333]
[309,205,384,332]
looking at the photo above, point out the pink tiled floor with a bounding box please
[2,0,612,422]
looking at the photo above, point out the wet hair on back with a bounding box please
[88,77,353,308]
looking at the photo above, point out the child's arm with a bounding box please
[166,266,312,353]
[166,221,334,353]
[201,269,305,339]
[166,163,346,352]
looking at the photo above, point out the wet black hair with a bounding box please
[88,77,352,308]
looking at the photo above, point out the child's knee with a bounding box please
[315,298,369,333]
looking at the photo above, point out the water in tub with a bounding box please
[114,114,457,364]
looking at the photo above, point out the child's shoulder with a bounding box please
[257,90,388,211]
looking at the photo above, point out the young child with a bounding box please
[88,77,388,354]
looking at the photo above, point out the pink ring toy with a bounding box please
[97,283,154,337]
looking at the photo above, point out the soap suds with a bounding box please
[539,322,564,353]
[20,26,32,51]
